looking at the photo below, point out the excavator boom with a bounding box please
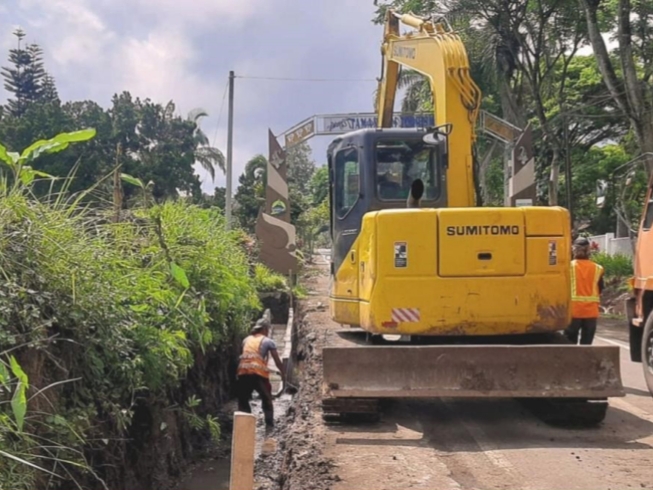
[376,9,481,208]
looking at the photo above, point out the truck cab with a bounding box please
[626,175,653,394]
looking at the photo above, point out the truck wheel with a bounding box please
[641,313,653,395]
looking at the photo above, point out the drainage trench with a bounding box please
[176,304,296,490]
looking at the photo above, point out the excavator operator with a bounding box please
[377,147,432,200]
[566,237,605,345]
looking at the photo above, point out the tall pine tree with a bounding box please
[1,28,51,116]
[40,74,60,104]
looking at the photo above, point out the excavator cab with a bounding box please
[327,127,447,280]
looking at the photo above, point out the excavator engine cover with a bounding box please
[332,205,574,336]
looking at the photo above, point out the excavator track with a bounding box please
[321,397,381,424]
[321,397,610,427]
[321,395,610,427]
[520,398,609,427]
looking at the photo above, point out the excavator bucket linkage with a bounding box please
[322,345,624,399]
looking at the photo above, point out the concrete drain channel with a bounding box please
[176,305,296,490]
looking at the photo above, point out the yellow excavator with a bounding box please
[322,9,624,424]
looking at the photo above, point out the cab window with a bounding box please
[375,139,439,201]
[334,148,360,218]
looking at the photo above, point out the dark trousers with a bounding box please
[565,318,598,345]
[237,374,274,426]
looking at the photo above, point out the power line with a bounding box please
[235,75,377,82]
[211,78,230,148]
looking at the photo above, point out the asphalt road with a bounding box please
[325,330,653,490]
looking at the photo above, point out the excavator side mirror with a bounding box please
[422,123,452,145]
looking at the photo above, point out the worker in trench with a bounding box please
[565,237,605,345]
[236,318,286,428]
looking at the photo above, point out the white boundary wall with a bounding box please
[587,233,633,257]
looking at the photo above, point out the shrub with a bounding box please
[0,131,266,489]
[0,191,261,489]
[591,252,634,278]
[292,283,309,299]
[254,264,289,293]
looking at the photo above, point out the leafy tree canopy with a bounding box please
[0,30,225,204]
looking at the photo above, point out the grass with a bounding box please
[254,263,289,293]
[0,182,263,489]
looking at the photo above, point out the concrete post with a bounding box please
[229,412,256,490]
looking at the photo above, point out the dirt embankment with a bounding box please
[35,292,291,490]
[255,268,338,490]
[601,282,629,316]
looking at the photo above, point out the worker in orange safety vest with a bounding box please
[236,318,285,427]
[565,237,604,345]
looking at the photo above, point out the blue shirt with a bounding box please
[243,335,277,358]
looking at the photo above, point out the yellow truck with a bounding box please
[322,10,624,425]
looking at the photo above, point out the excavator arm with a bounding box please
[375,9,482,208]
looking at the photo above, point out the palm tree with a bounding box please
[187,108,226,182]
[372,67,432,114]
[397,68,432,112]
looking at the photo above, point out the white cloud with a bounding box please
[1,0,383,195]
[10,0,268,109]
[132,0,266,26]
[19,0,112,65]
[117,27,218,113]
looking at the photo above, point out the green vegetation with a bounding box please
[233,145,331,258]
[592,253,634,280]
[254,264,289,293]
[292,283,309,299]
[0,128,265,488]
[0,29,225,204]
[234,154,267,233]
[0,30,289,486]
[373,0,653,234]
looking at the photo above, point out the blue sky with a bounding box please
[0,0,388,193]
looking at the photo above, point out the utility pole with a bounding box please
[226,70,235,229]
